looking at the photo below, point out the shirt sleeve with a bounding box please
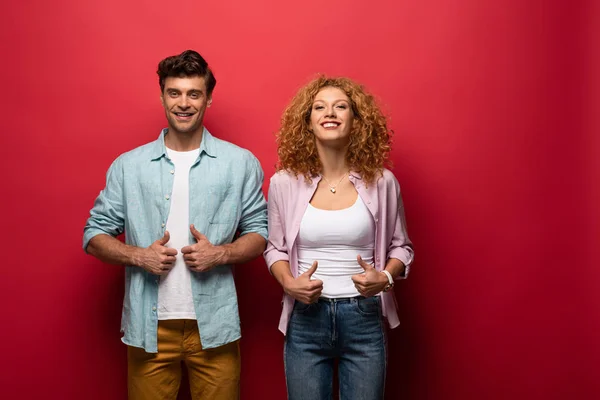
[237,154,268,241]
[386,175,415,279]
[263,175,290,272]
[82,156,125,252]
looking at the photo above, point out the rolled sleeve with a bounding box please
[237,155,268,241]
[83,157,125,252]
[386,179,414,279]
[263,176,290,272]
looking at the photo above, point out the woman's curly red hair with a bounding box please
[276,76,393,185]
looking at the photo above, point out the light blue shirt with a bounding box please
[83,128,268,352]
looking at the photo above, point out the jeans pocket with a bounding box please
[293,300,314,314]
[355,296,381,316]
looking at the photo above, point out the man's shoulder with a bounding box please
[109,138,159,164]
[105,138,160,172]
[210,135,257,163]
[121,139,159,159]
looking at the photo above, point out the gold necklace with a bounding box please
[322,171,349,194]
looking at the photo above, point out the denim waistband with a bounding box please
[317,296,366,303]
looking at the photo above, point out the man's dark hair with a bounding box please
[157,50,217,95]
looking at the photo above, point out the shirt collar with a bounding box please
[349,171,363,181]
[149,127,217,161]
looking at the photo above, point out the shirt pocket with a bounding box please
[207,182,239,224]
[205,183,239,245]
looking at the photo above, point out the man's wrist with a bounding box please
[129,246,145,268]
[216,245,231,266]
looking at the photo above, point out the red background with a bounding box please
[1,0,598,399]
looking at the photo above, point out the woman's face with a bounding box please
[309,87,354,147]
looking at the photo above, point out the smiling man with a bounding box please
[83,50,268,399]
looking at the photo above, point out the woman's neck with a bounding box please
[317,143,349,178]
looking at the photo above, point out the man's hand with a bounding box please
[135,231,178,276]
[351,255,388,297]
[283,261,323,304]
[181,224,227,272]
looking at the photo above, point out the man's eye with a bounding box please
[169,92,178,97]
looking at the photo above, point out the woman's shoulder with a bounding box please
[378,168,399,184]
[377,168,401,193]
[269,169,304,186]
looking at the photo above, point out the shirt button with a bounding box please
[375,218,379,222]
[165,195,170,200]
[161,223,165,228]
[152,306,157,311]
[170,170,174,174]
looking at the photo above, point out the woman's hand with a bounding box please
[351,255,388,297]
[283,261,323,304]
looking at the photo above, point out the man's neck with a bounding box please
[164,127,204,151]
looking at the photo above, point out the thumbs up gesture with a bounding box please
[138,231,178,275]
[181,224,226,272]
[283,261,323,304]
[351,255,388,297]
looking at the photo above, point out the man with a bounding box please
[83,50,268,399]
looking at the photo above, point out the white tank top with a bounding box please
[297,195,375,298]
[157,148,199,320]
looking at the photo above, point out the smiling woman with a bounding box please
[276,76,392,185]
[264,76,414,400]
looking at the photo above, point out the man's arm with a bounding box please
[182,225,266,272]
[219,232,266,264]
[182,154,268,272]
[83,156,177,276]
[87,232,178,276]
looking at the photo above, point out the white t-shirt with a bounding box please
[297,195,375,298]
[157,148,199,320]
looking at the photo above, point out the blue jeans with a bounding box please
[284,296,387,400]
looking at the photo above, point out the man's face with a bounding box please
[161,76,211,135]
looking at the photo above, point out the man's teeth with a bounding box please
[323,123,338,128]
[175,113,193,116]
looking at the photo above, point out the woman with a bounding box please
[264,76,414,399]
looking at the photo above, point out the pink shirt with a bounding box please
[264,169,414,334]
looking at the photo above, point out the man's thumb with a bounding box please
[190,224,204,240]
[158,230,170,245]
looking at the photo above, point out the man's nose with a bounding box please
[178,96,190,109]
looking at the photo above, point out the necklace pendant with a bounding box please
[330,187,336,193]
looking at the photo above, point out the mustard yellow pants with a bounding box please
[127,319,240,400]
